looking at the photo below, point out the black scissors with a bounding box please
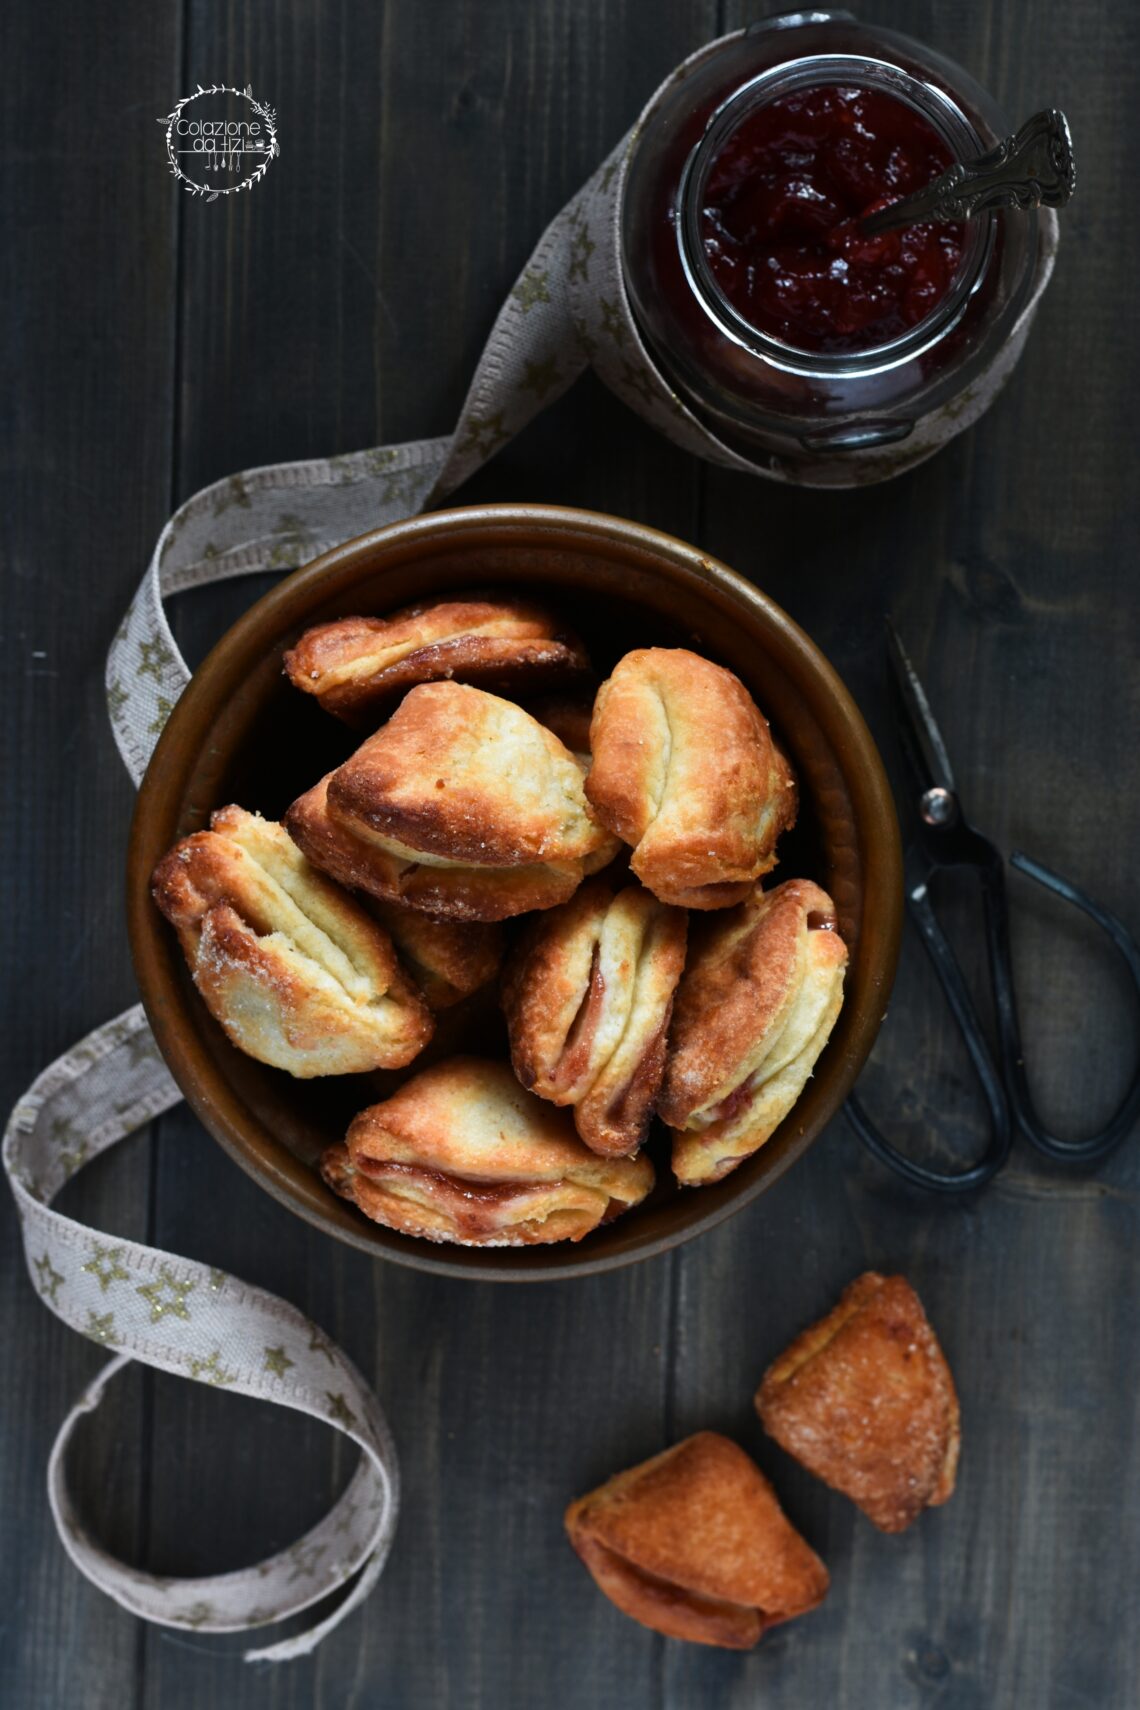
[845,619,1140,1193]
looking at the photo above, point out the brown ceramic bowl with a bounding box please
[128,504,901,1280]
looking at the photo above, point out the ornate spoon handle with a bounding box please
[860,108,1075,237]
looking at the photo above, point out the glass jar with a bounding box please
[622,12,1043,463]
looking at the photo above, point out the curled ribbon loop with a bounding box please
[4,1007,398,1661]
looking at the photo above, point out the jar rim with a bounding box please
[677,54,994,379]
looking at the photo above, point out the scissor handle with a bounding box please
[981,851,1140,1162]
[845,875,1013,1193]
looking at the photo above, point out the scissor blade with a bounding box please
[885,616,957,796]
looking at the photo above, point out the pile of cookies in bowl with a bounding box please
[130,504,901,1276]
[149,589,850,1253]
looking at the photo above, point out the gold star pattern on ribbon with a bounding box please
[136,1263,195,1323]
[287,1542,327,1583]
[307,1325,336,1363]
[511,267,552,313]
[34,1253,65,1306]
[59,1141,90,1178]
[147,696,174,736]
[521,356,562,400]
[263,1345,294,1378]
[599,297,626,347]
[266,512,310,570]
[211,471,251,515]
[567,221,596,283]
[124,1028,157,1068]
[177,1601,215,1628]
[137,634,174,684]
[113,600,135,645]
[187,1349,237,1387]
[620,358,659,409]
[333,1501,358,1536]
[380,467,431,507]
[83,1243,130,1292]
[326,1392,360,1433]
[85,1311,120,1346]
[459,410,511,458]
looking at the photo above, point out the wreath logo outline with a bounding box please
[157,84,279,200]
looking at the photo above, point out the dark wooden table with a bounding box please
[3,2,1138,1706]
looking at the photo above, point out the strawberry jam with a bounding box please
[700,84,965,355]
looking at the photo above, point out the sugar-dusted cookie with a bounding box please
[660,879,847,1184]
[152,805,433,1077]
[756,1272,960,1533]
[585,648,797,909]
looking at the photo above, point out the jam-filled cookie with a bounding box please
[284,596,590,726]
[321,1057,654,1245]
[660,879,847,1185]
[502,880,687,1156]
[151,805,433,1077]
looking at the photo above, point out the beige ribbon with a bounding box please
[6,28,1058,1659]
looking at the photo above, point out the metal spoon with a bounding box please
[860,108,1075,237]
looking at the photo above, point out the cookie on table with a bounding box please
[565,1431,829,1649]
[755,1271,960,1533]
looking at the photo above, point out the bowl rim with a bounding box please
[127,501,902,1281]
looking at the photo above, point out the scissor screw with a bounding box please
[921,787,957,826]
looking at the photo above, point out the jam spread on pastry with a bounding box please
[283,597,590,726]
[565,1431,829,1648]
[502,879,687,1156]
[321,1057,654,1245]
[151,805,433,1077]
[660,878,847,1184]
[755,1272,961,1533]
[285,682,619,921]
[584,648,797,909]
[364,900,504,1010]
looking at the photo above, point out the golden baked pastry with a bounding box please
[755,1272,960,1533]
[565,1431,829,1649]
[151,805,433,1077]
[286,682,620,921]
[524,692,595,761]
[283,597,589,725]
[585,648,797,909]
[365,900,504,1010]
[502,880,687,1156]
[660,879,847,1185]
[321,1057,654,1245]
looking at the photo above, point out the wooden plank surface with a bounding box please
[2,1,1138,1707]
